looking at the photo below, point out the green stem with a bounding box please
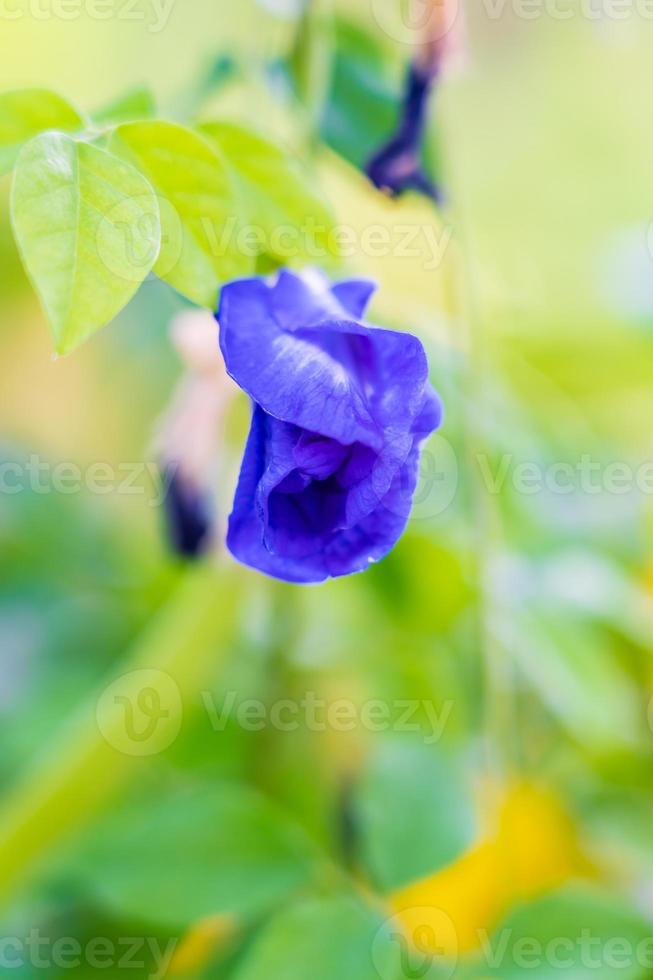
[0,561,241,912]
[291,0,335,150]
[439,96,516,783]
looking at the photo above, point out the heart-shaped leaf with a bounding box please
[11,132,160,354]
[110,121,253,307]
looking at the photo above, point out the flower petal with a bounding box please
[270,268,342,330]
[324,447,421,577]
[292,317,429,433]
[270,269,376,329]
[220,270,443,584]
[226,407,330,583]
[219,279,382,448]
[412,383,444,438]
[331,279,377,319]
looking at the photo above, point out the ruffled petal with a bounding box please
[412,383,444,438]
[288,315,429,433]
[270,268,342,330]
[227,407,330,583]
[269,269,376,329]
[331,279,377,319]
[218,278,430,447]
[342,431,413,528]
[324,446,421,577]
[228,409,427,582]
[218,278,383,449]
[294,431,349,479]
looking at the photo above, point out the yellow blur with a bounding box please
[168,914,238,976]
[390,781,589,957]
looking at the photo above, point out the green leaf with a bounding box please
[109,121,253,307]
[60,780,319,929]
[92,85,156,126]
[11,132,160,354]
[0,88,84,176]
[355,739,475,892]
[232,896,402,980]
[316,18,442,186]
[199,120,337,266]
[318,19,400,170]
[461,887,653,979]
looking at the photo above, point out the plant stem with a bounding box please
[439,93,516,785]
[0,561,242,912]
[290,0,335,150]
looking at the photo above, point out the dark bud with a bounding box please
[365,62,441,202]
[161,463,214,560]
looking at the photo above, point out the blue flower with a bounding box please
[217,269,442,583]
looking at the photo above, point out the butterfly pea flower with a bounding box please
[216,269,442,583]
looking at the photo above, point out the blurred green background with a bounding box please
[2,1,653,977]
